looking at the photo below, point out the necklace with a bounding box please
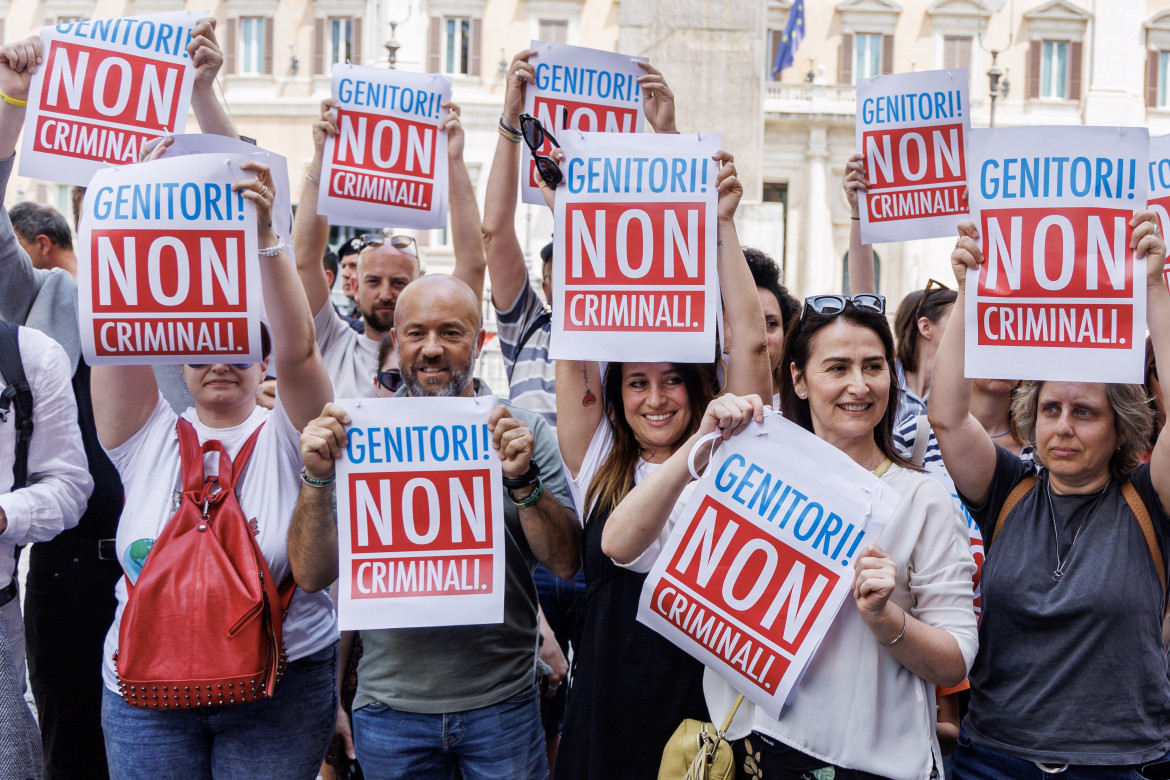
[989,429,1011,438]
[1046,477,1110,583]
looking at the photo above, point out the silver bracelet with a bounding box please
[305,171,320,185]
[878,606,907,647]
[300,467,335,488]
[258,236,287,257]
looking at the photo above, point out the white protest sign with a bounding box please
[550,131,720,362]
[637,412,897,717]
[164,134,294,267]
[20,11,202,186]
[521,41,647,206]
[319,65,451,230]
[77,153,261,365]
[857,69,970,242]
[1148,134,1170,290]
[965,126,1149,383]
[335,397,506,631]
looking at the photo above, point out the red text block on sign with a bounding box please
[91,316,250,358]
[327,170,433,212]
[32,117,156,165]
[332,109,437,178]
[528,97,638,188]
[564,201,708,286]
[41,42,185,132]
[975,301,1132,349]
[89,229,249,315]
[563,290,704,332]
[664,495,838,656]
[863,123,965,189]
[977,207,1135,299]
[347,469,496,554]
[350,553,494,599]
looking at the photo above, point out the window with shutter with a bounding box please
[1147,50,1160,108]
[881,34,894,75]
[224,17,236,74]
[439,17,474,75]
[1159,51,1170,107]
[538,19,568,45]
[1039,40,1069,99]
[839,33,853,84]
[313,18,325,75]
[943,36,972,71]
[328,18,354,67]
[263,17,273,75]
[240,17,266,75]
[1066,40,1082,101]
[854,33,882,82]
[428,16,441,73]
[767,29,782,80]
[1027,40,1041,99]
[352,18,363,65]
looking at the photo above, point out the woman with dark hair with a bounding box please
[551,153,772,780]
[932,214,1170,776]
[605,294,977,779]
[744,248,800,408]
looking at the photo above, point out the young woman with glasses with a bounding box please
[604,293,978,780]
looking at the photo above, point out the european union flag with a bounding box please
[771,0,805,78]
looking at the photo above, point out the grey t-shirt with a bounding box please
[353,394,576,714]
[960,446,1170,765]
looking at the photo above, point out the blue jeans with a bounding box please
[954,729,1160,779]
[101,641,338,780]
[353,684,547,780]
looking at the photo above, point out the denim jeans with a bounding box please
[101,641,338,780]
[953,729,1156,779]
[352,684,547,780]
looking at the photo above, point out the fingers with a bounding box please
[299,404,352,473]
[951,219,984,276]
[1131,211,1161,260]
[705,393,762,439]
[493,417,535,464]
[635,60,661,76]
[139,135,174,163]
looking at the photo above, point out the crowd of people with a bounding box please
[0,15,1169,780]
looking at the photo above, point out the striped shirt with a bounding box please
[496,284,556,428]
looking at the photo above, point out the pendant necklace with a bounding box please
[1047,477,1110,583]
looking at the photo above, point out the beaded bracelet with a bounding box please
[498,126,521,143]
[508,478,543,509]
[258,236,287,257]
[300,467,335,488]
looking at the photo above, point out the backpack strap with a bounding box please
[0,322,34,490]
[910,414,930,467]
[518,310,551,355]
[990,474,1038,547]
[1122,481,1167,595]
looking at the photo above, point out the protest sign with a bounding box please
[1148,134,1170,290]
[549,131,720,362]
[521,41,647,206]
[319,64,451,230]
[856,69,969,243]
[164,134,294,267]
[335,397,506,631]
[77,153,261,365]
[19,12,201,187]
[637,412,897,717]
[965,126,1149,383]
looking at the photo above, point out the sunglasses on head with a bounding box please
[518,113,564,189]
[914,278,951,322]
[360,233,417,255]
[376,369,403,393]
[186,363,256,370]
[799,294,886,324]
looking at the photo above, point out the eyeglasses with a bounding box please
[518,113,564,189]
[375,369,403,393]
[186,363,256,370]
[914,278,951,322]
[799,294,886,324]
[360,233,417,256]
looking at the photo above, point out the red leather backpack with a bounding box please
[115,418,295,709]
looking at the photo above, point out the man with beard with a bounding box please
[292,100,485,399]
[289,274,579,778]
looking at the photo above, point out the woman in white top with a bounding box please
[604,295,978,780]
[91,161,337,780]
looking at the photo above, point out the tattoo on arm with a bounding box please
[582,364,597,407]
[717,239,724,246]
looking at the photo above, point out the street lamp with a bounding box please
[384,24,401,68]
[987,50,1011,127]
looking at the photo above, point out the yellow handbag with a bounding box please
[658,694,745,780]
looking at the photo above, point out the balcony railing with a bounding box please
[764,82,857,117]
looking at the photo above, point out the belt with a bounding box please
[35,534,118,561]
[0,579,17,607]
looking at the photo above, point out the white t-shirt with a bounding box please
[314,301,380,399]
[622,463,977,780]
[100,395,338,692]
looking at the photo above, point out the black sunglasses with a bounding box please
[799,294,886,324]
[518,113,564,188]
[360,233,417,255]
[376,369,403,393]
[187,363,256,370]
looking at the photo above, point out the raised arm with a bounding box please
[289,403,348,591]
[928,219,998,506]
[188,18,237,138]
[603,393,763,564]
[1136,213,1170,510]
[291,99,338,318]
[844,153,876,295]
[715,152,771,401]
[482,50,534,312]
[636,62,678,134]
[444,102,485,301]
[554,358,603,478]
[240,160,331,431]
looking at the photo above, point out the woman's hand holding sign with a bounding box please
[235,160,279,245]
[636,61,677,135]
[852,544,898,621]
[714,151,742,225]
[1131,210,1167,287]
[950,219,982,292]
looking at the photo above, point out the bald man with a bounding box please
[292,100,485,399]
[289,275,579,779]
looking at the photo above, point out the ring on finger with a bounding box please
[259,184,268,196]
